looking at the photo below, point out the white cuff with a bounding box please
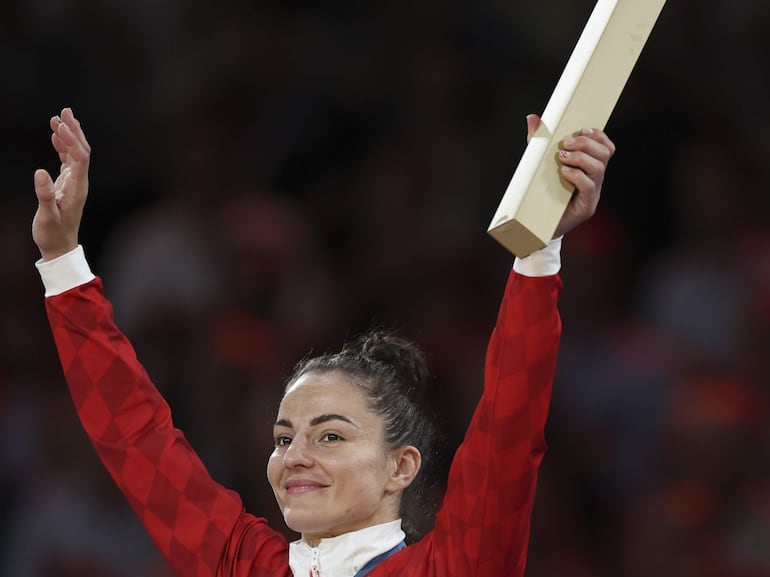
[513,236,562,277]
[35,245,96,297]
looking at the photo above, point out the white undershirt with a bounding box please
[289,520,406,577]
[513,236,562,276]
[36,245,95,296]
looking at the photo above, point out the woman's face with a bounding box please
[267,370,414,545]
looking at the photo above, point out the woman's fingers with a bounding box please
[560,129,615,171]
[51,109,91,209]
[55,115,90,163]
[33,168,56,204]
[50,115,68,163]
[560,163,600,194]
[60,107,91,157]
[552,127,616,237]
[50,108,91,181]
[558,128,615,191]
[32,168,64,254]
[559,150,605,181]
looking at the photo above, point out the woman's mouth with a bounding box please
[285,479,328,495]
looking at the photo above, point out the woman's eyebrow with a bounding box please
[310,414,358,428]
[273,414,359,429]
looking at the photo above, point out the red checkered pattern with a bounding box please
[46,270,562,577]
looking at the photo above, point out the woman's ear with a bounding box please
[385,446,422,494]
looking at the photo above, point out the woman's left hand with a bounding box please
[526,114,616,238]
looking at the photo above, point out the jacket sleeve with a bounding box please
[45,277,291,577]
[378,269,562,577]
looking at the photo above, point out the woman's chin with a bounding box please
[283,509,327,536]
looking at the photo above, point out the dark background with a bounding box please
[2,1,770,575]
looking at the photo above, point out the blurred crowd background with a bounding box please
[2,0,770,575]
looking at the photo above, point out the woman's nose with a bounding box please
[282,437,314,469]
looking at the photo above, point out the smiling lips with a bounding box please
[285,479,329,495]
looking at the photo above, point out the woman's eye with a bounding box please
[321,432,342,443]
[274,436,292,447]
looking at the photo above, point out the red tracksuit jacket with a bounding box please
[45,269,562,577]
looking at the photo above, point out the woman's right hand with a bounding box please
[32,107,91,261]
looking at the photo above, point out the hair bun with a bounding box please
[345,330,430,401]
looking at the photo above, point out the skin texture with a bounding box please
[267,371,420,546]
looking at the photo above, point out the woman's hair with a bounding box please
[285,330,440,542]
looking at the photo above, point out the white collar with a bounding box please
[289,520,405,577]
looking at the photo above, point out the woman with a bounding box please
[32,108,615,576]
